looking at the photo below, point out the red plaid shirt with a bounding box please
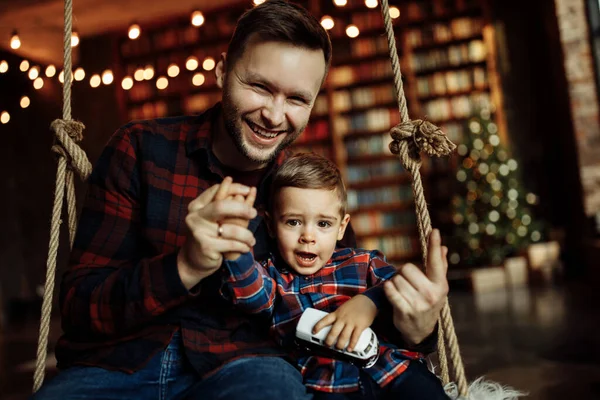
[56,103,319,376]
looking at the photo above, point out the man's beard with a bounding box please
[221,92,305,165]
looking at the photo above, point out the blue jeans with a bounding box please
[33,331,313,400]
[309,359,448,400]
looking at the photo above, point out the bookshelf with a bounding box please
[112,0,506,265]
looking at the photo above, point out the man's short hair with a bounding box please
[227,0,332,72]
[271,153,348,216]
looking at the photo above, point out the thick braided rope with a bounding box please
[379,0,468,396]
[33,0,91,391]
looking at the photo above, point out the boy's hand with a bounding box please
[312,294,377,352]
[214,177,257,260]
[383,229,449,346]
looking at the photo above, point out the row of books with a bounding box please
[358,235,419,261]
[312,95,329,116]
[410,40,487,73]
[416,66,487,97]
[346,160,405,183]
[329,60,393,88]
[352,210,417,236]
[119,12,238,59]
[422,91,492,121]
[331,84,396,113]
[334,107,401,136]
[405,18,484,47]
[334,36,391,63]
[296,120,330,143]
[347,185,413,211]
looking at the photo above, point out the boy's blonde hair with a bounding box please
[270,153,347,215]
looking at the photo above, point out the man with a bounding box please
[34,1,447,399]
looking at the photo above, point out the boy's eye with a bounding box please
[318,221,332,228]
[286,219,300,227]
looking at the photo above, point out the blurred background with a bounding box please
[0,0,599,398]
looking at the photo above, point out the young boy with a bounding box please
[218,153,449,399]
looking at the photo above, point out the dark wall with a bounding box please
[0,50,63,316]
[490,0,588,275]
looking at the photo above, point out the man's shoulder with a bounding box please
[118,114,205,140]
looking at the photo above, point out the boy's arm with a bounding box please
[221,253,277,316]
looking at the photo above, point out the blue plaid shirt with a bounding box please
[222,248,425,393]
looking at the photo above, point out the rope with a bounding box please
[32,0,92,391]
[379,0,468,396]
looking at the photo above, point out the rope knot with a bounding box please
[50,119,92,180]
[389,119,457,158]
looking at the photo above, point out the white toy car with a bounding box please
[295,307,379,368]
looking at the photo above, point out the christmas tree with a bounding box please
[450,109,545,267]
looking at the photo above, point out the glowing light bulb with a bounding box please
[102,70,114,85]
[389,6,400,19]
[128,24,141,40]
[20,60,29,72]
[121,76,134,90]
[333,0,347,6]
[191,10,205,27]
[33,77,44,89]
[0,60,8,73]
[0,111,9,124]
[253,0,266,4]
[10,31,21,49]
[134,68,145,81]
[74,67,85,81]
[202,57,215,71]
[186,56,199,71]
[365,0,378,8]
[20,96,30,108]
[45,65,56,77]
[71,32,80,47]
[192,72,205,86]
[156,76,169,90]
[143,65,154,80]
[90,74,101,87]
[321,16,334,30]
[346,25,359,38]
[167,64,180,78]
[28,66,40,80]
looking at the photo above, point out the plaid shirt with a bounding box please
[222,248,425,393]
[55,103,312,376]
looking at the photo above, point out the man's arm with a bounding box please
[60,125,193,337]
[221,253,277,317]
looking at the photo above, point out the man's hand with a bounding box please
[177,177,257,290]
[213,177,257,261]
[383,229,449,346]
[312,294,377,352]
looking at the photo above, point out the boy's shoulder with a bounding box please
[331,247,385,263]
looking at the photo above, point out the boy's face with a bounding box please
[216,37,327,167]
[271,187,350,276]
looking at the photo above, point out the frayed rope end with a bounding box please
[444,377,528,400]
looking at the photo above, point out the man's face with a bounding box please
[216,38,326,165]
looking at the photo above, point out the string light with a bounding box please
[167,64,180,78]
[389,6,400,19]
[10,31,21,50]
[128,24,141,40]
[0,60,8,73]
[28,66,40,80]
[253,0,266,4]
[202,57,215,71]
[156,76,169,90]
[186,56,199,71]
[333,0,347,6]
[191,10,205,27]
[45,65,56,77]
[20,96,30,108]
[121,76,134,90]
[134,68,145,81]
[346,25,360,38]
[365,0,378,8]
[102,70,114,85]
[74,67,85,81]
[20,60,29,72]
[320,16,334,30]
[90,74,101,88]
[192,72,205,86]
[33,77,44,89]
[1,111,10,124]
[71,32,80,47]
[143,65,154,80]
